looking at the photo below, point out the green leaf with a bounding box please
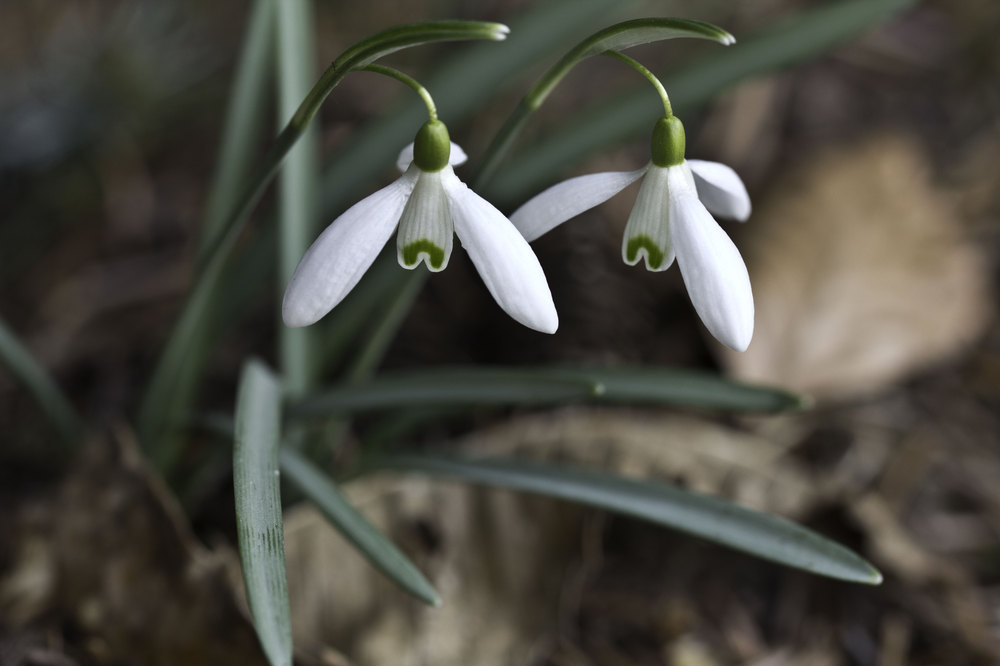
[275,0,319,397]
[487,0,916,203]
[378,455,882,585]
[234,360,291,666]
[0,315,81,446]
[333,20,509,72]
[280,447,440,606]
[288,365,807,419]
[198,0,273,262]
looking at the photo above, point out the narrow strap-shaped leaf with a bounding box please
[275,0,319,397]
[198,0,274,261]
[333,20,508,72]
[288,365,807,418]
[280,447,440,606]
[488,0,916,203]
[377,455,882,585]
[234,360,291,666]
[0,315,82,446]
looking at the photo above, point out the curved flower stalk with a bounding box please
[511,113,753,351]
[283,119,558,334]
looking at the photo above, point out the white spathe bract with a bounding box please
[283,142,558,334]
[510,159,752,351]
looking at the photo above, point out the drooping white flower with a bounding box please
[510,116,753,351]
[282,120,558,334]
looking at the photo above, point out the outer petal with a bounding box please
[445,173,558,334]
[687,159,751,222]
[621,164,676,271]
[510,167,647,242]
[669,168,754,351]
[396,141,468,172]
[282,169,418,327]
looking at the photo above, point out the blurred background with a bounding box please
[1,0,998,664]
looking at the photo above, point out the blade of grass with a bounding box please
[288,365,807,418]
[275,0,319,396]
[487,0,917,204]
[280,447,440,606]
[377,454,882,585]
[0,315,82,446]
[198,0,274,262]
[234,359,291,666]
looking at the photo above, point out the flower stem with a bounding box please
[363,64,438,121]
[603,50,672,117]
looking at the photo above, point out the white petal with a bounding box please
[282,169,418,327]
[510,167,647,242]
[395,141,468,172]
[621,164,676,271]
[397,168,454,272]
[687,159,751,222]
[669,170,754,351]
[445,174,558,334]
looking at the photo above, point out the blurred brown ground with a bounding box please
[0,1,998,664]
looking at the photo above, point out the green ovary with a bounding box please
[625,235,665,269]
[402,239,446,269]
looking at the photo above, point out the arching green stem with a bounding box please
[603,50,672,118]
[471,17,732,186]
[363,64,438,121]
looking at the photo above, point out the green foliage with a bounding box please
[375,454,882,585]
[233,360,291,666]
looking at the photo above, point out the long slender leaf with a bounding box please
[378,455,882,584]
[234,360,291,666]
[280,447,440,606]
[0,315,82,446]
[288,365,807,419]
[487,0,916,204]
[138,1,277,473]
[275,0,319,396]
[198,0,274,261]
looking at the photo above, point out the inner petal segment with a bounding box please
[397,170,454,272]
[622,165,675,272]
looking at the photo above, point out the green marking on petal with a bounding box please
[402,239,446,269]
[625,235,665,270]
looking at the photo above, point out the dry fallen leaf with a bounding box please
[283,409,815,666]
[0,427,268,666]
[722,133,991,400]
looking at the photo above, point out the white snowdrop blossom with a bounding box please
[282,121,558,334]
[510,116,753,351]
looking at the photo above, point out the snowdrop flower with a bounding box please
[510,116,753,351]
[283,120,558,333]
